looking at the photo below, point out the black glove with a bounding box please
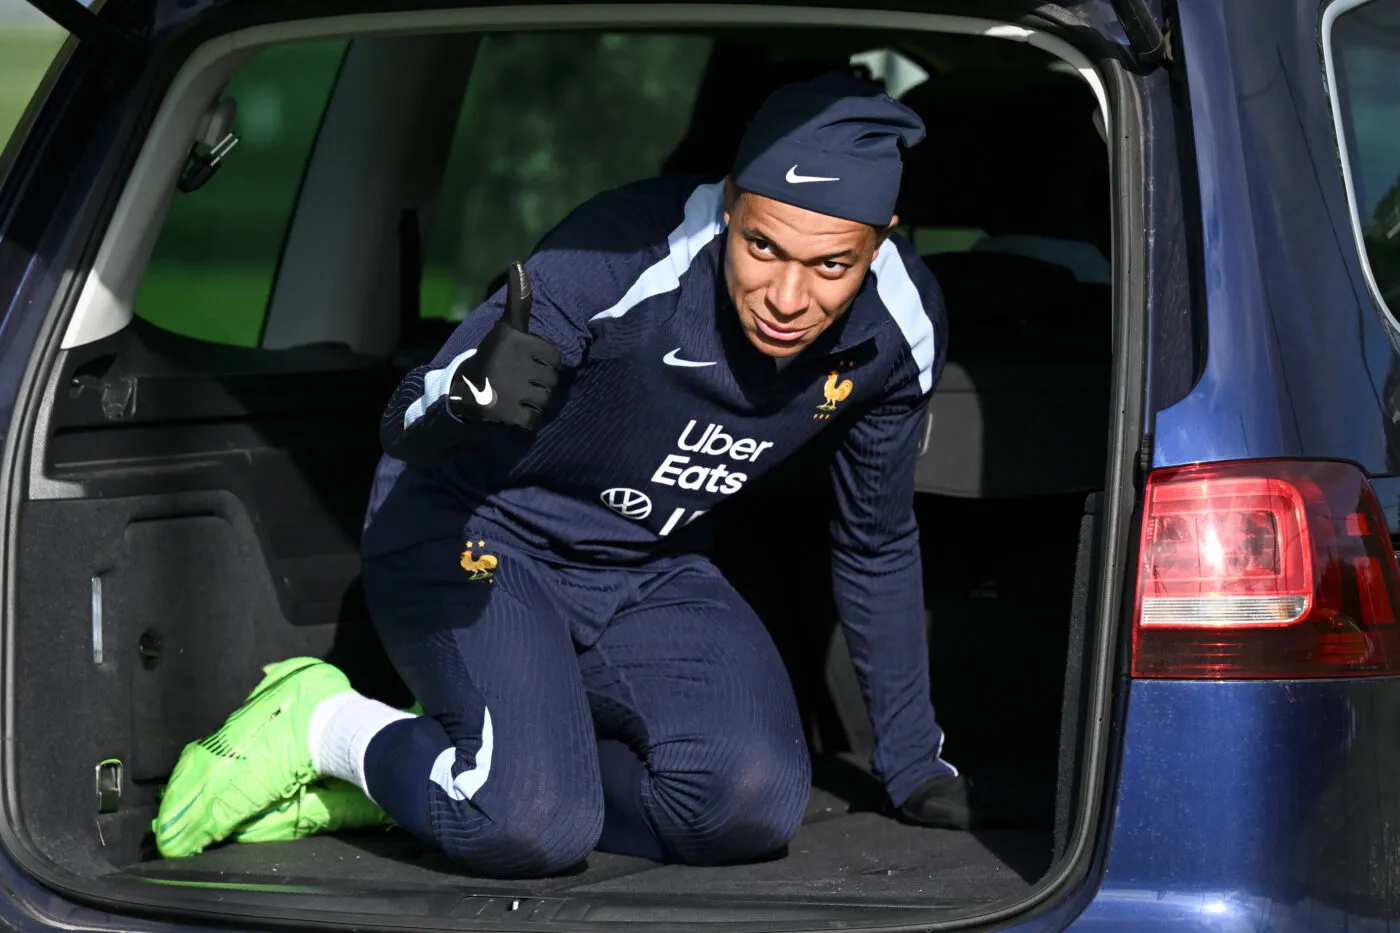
[447,262,562,431]
[896,774,977,830]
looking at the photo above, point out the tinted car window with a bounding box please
[1330,0,1400,317]
[134,40,348,346]
[422,32,713,320]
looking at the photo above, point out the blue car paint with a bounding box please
[1071,678,1400,932]
[1077,1,1400,928]
[1071,1,1400,929]
[2,0,1400,930]
[1153,0,1400,474]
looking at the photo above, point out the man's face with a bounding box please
[723,179,895,359]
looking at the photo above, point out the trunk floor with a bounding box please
[124,785,1051,905]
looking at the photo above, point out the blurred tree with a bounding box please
[430,32,712,318]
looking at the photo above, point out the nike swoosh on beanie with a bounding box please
[731,70,926,226]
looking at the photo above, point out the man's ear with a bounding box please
[723,176,739,227]
[872,213,899,259]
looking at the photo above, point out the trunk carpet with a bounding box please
[123,785,1051,905]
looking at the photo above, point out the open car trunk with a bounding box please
[0,7,1128,930]
[12,361,1100,922]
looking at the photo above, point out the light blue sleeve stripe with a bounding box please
[429,707,494,801]
[871,246,936,394]
[403,348,478,429]
[589,181,727,322]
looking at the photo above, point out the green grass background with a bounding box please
[0,26,65,156]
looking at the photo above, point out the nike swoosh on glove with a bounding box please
[448,262,562,431]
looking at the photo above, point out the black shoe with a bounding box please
[896,774,978,830]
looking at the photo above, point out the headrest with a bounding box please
[923,251,1109,353]
[896,71,1108,248]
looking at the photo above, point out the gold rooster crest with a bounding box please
[460,540,498,582]
[815,364,855,420]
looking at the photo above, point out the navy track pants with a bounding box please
[359,530,811,878]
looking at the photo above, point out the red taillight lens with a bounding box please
[1132,460,1400,679]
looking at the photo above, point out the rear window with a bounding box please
[422,32,712,321]
[134,40,348,346]
[1327,0,1400,321]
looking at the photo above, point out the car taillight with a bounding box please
[1132,460,1400,679]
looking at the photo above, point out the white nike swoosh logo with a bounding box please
[786,165,840,184]
[663,348,716,368]
[463,376,495,406]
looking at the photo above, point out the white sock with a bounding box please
[307,692,415,800]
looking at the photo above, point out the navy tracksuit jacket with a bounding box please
[358,176,952,874]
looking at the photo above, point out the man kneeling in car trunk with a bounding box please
[154,72,968,877]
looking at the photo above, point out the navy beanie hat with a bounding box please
[731,71,926,227]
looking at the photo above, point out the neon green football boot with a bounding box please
[232,779,394,843]
[153,657,353,858]
[232,698,421,844]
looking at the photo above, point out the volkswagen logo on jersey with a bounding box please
[601,487,653,520]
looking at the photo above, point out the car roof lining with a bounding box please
[57,4,1110,352]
